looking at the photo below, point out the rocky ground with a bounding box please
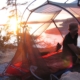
[0,48,17,74]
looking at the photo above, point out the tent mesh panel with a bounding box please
[23,29,51,78]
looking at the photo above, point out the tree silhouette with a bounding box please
[0,0,29,51]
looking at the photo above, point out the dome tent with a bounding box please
[1,0,80,80]
[20,0,80,47]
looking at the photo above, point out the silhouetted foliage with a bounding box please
[0,28,17,52]
[0,0,29,51]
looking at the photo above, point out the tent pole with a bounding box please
[49,2,80,24]
[52,19,64,39]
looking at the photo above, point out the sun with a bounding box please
[8,17,19,34]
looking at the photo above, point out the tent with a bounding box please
[1,0,80,79]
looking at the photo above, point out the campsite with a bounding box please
[0,0,80,80]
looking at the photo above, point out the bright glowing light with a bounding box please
[1,30,7,36]
[67,0,77,3]
[49,0,67,3]
[9,17,18,34]
[49,0,77,3]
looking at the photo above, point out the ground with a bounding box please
[0,48,17,74]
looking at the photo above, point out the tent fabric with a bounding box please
[4,29,72,79]
[5,39,30,77]
[1,0,80,79]
[4,29,51,78]
[42,51,73,73]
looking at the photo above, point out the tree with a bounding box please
[0,0,30,50]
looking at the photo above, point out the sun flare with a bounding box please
[9,17,19,34]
